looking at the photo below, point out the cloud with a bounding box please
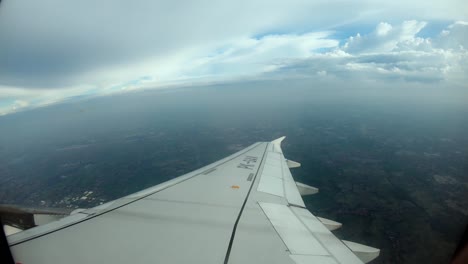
[1,20,468,115]
[0,0,348,89]
[266,21,468,85]
[1,0,466,88]
[343,21,428,53]
[183,32,339,79]
[0,0,467,115]
[435,21,468,49]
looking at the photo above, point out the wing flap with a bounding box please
[291,207,364,264]
[256,141,306,207]
[282,160,306,207]
[257,202,364,264]
[257,152,285,197]
[259,202,329,255]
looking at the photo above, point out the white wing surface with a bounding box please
[7,138,379,264]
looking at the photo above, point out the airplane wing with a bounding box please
[6,137,379,264]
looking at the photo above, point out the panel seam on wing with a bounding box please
[223,142,269,264]
[256,201,291,252]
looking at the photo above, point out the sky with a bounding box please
[0,0,467,115]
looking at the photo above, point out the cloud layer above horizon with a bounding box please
[0,0,467,115]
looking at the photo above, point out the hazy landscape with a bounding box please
[1,79,467,263]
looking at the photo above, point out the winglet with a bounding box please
[271,136,286,153]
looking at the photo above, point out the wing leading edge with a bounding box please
[7,137,379,264]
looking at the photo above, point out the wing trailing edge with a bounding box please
[263,136,380,264]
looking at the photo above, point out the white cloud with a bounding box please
[343,20,428,53]
[265,21,468,86]
[183,32,339,79]
[376,22,393,36]
[11,100,29,111]
[434,21,468,50]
